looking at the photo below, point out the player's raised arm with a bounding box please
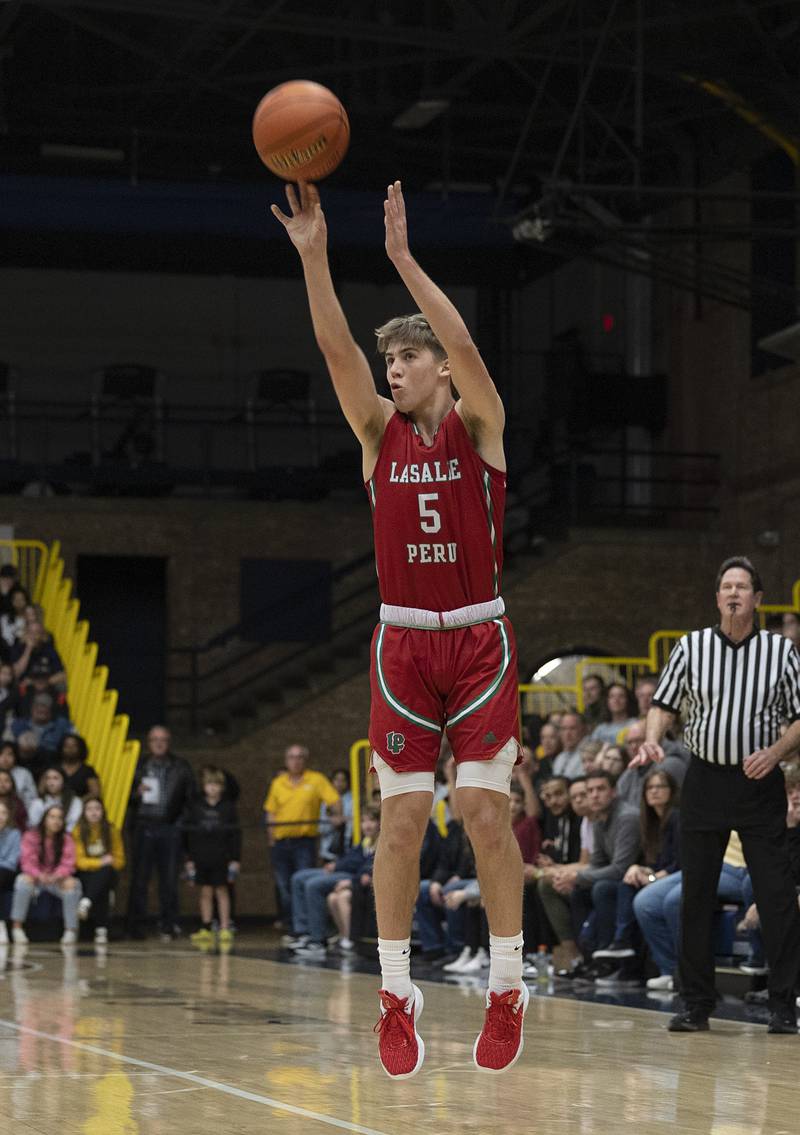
[272,181,391,449]
[383,180,504,441]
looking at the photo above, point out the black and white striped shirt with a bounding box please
[652,627,800,767]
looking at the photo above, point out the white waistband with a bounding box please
[379,597,505,630]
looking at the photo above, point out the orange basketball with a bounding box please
[252,80,350,181]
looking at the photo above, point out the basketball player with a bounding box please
[272,180,526,1077]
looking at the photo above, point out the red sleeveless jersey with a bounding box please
[365,408,506,610]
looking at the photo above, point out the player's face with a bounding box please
[384,342,448,410]
[716,568,761,623]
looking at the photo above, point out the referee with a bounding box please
[634,556,800,1034]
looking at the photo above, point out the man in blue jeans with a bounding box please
[263,744,342,935]
[289,807,380,957]
[570,771,639,956]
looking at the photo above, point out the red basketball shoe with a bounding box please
[374,985,425,1078]
[473,982,530,1073]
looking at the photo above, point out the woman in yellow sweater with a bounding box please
[73,796,125,944]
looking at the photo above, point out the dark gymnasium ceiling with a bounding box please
[2,1,800,294]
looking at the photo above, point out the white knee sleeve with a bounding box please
[455,737,519,796]
[372,752,435,800]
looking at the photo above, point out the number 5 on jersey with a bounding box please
[418,493,441,534]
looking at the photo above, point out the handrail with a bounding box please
[0,539,48,603]
[349,738,372,846]
[179,549,377,655]
[168,549,380,730]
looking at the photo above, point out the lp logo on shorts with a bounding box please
[386,731,406,754]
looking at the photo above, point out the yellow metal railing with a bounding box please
[0,538,49,602]
[5,539,140,828]
[349,738,372,846]
[759,578,800,628]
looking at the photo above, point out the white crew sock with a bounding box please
[488,931,524,996]
[378,937,413,1000]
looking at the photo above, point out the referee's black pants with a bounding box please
[679,755,800,1014]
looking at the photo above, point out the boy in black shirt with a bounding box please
[183,768,241,951]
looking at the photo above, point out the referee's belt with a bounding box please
[379,596,505,630]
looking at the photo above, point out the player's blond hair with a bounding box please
[374,313,446,361]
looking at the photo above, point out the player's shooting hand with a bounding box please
[629,741,664,767]
[270,181,326,257]
[384,180,411,263]
[743,747,779,780]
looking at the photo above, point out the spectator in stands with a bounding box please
[195,761,240,928]
[127,725,194,941]
[14,658,70,722]
[615,720,688,807]
[10,804,82,945]
[569,770,640,961]
[590,682,639,746]
[538,776,583,867]
[73,796,125,945]
[184,767,241,953]
[534,777,589,971]
[553,712,587,780]
[0,586,29,650]
[10,621,66,689]
[57,734,100,799]
[535,721,561,787]
[290,807,380,958]
[510,780,541,864]
[581,674,607,729]
[0,799,20,943]
[508,780,545,955]
[263,744,342,934]
[578,738,604,776]
[634,829,753,994]
[319,767,353,863]
[27,766,82,832]
[777,610,800,658]
[634,673,659,719]
[193,762,240,804]
[417,778,479,970]
[327,808,381,954]
[0,662,19,726]
[0,564,20,618]
[596,744,627,779]
[0,769,27,829]
[0,740,36,810]
[511,753,541,819]
[594,768,680,966]
[11,693,73,776]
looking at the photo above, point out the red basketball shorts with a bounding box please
[368,616,521,773]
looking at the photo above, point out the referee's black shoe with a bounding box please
[767,1005,798,1035]
[668,1008,710,1032]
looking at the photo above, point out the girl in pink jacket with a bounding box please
[10,803,82,945]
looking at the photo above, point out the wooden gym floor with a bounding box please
[0,933,795,1135]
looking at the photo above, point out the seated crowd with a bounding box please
[275,660,800,1004]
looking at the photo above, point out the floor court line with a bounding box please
[0,1018,391,1135]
